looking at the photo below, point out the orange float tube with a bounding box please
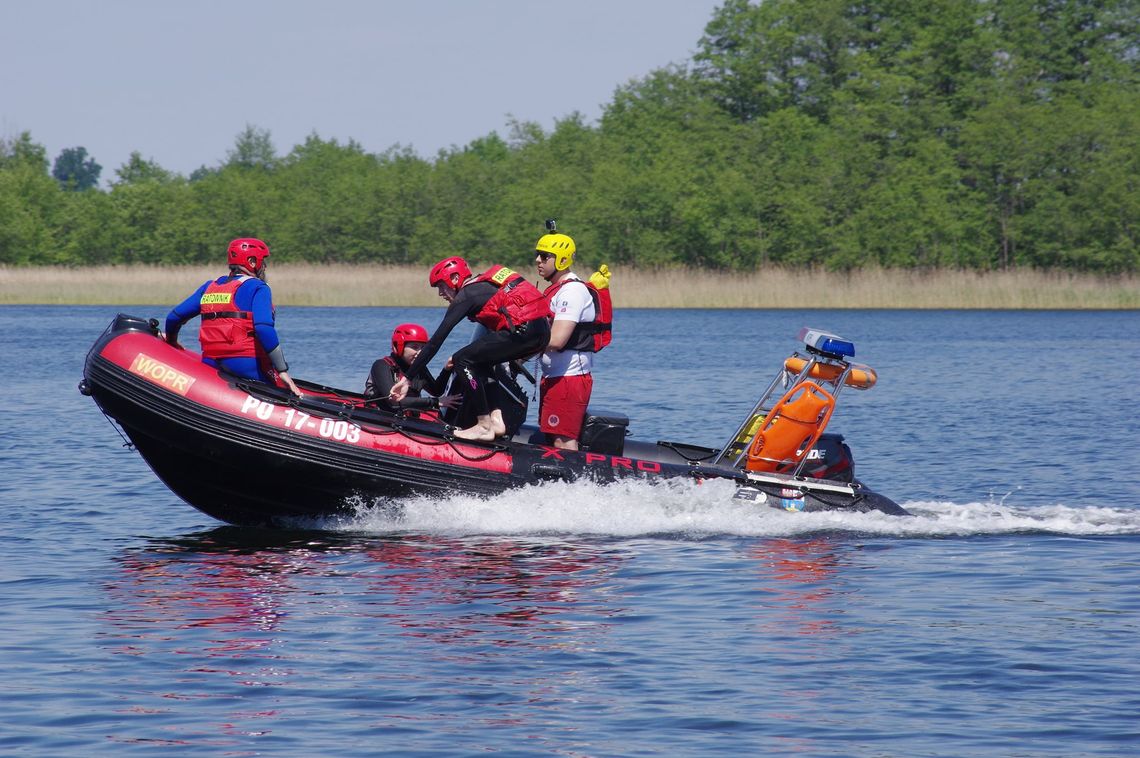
[784,357,877,389]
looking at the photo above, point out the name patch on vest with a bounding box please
[490,267,515,285]
[200,292,234,305]
[129,353,196,396]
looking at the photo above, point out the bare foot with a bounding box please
[453,424,496,442]
[489,409,507,437]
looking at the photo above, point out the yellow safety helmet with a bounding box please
[535,232,576,272]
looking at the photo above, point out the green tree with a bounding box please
[108,177,199,264]
[54,189,123,265]
[225,125,277,170]
[274,133,383,262]
[52,146,102,191]
[0,133,59,264]
[0,131,49,172]
[411,131,519,265]
[372,145,433,264]
[113,152,175,185]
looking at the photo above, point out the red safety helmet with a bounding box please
[429,256,472,291]
[227,238,270,274]
[391,323,429,356]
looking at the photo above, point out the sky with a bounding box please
[1,0,724,182]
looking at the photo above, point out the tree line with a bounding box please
[2,0,1136,273]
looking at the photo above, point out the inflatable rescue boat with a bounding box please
[80,314,908,526]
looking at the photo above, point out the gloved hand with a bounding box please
[589,264,611,290]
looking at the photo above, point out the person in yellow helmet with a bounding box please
[534,221,612,450]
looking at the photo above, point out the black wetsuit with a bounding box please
[364,354,451,412]
[406,281,550,417]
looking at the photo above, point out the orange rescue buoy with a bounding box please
[783,357,877,389]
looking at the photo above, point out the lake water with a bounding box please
[2,304,1138,757]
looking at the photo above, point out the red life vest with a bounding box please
[198,277,257,360]
[470,265,550,332]
[544,276,613,352]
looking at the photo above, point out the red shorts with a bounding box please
[539,374,593,439]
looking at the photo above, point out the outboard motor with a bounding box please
[800,433,855,483]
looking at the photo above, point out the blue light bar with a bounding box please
[797,327,855,358]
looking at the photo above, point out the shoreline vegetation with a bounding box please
[5,3,1137,286]
[1,264,1136,309]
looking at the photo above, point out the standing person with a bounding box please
[389,256,550,441]
[164,237,301,396]
[365,322,459,415]
[534,223,612,449]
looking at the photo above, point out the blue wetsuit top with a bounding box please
[165,276,284,382]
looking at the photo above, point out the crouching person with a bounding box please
[365,323,459,416]
[390,257,550,441]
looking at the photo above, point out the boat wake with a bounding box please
[318,478,1140,538]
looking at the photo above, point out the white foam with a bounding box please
[324,479,1140,537]
[897,500,1140,536]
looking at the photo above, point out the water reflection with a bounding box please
[99,527,622,741]
[749,536,853,638]
[102,530,852,650]
[361,536,621,643]
[104,527,331,635]
[747,536,860,739]
[98,528,862,747]
[105,527,620,634]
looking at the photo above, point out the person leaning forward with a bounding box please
[389,256,550,441]
[164,237,301,396]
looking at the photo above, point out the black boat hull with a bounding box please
[82,315,908,526]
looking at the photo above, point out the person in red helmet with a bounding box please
[390,256,550,441]
[365,322,460,414]
[164,237,301,396]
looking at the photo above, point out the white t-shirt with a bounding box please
[541,273,595,378]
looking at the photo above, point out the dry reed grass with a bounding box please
[1,263,1136,309]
